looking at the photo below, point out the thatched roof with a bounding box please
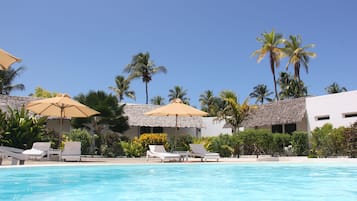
[241,97,306,128]
[0,94,39,112]
[123,103,205,128]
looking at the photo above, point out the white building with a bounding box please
[306,90,357,131]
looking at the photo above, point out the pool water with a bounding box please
[0,163,356,201]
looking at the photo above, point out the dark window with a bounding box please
[344,113,357,118]
[284,123,297,134]
[272,124,283,133]
[153,127,163,133]
[316,116,330,121]
[140,126,151,134]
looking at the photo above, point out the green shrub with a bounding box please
[209,134,237,157]
[63,128,93,155]
[272,133,291,155]
[238,129,273,156]
[345,122,357,158]
[172,134,193,151]
[120,139,144,157]
[291,131,308,156]
[310,124,346,157]
[100,132,125,157]
[0,107,47,149]
[138,133,168,150]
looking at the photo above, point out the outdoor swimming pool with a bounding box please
[0,163,356,201]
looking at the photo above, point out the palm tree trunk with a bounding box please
[270,53,279,101]
[145,82,149,104]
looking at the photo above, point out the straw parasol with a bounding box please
[25,93,100,138]
[144,98,208,150]
[0,48,21,70]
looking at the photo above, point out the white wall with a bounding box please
[200,117,232,137]
[306,90,357,131]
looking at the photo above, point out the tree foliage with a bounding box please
[0,66,25,95]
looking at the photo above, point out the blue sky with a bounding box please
[2,0,357,107]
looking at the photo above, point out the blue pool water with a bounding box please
[0,163,357,201]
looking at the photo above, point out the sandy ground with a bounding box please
[1,155,357,167]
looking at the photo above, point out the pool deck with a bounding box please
[1,155,357,167]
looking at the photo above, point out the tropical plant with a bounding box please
[199,90,223,116]
[310,124,346,157]
[252,30,285,101]
[0,66,25,95]
[63,128,93,155]
[120,139,145,157]
[123,52,167,104]
[0,107,47,149]
[291,131,308,156]
[100,132,125,157]
[278,72,308,99]
[325,82,347,94]
[108,75,136,102]
[249,84,273,104]
[282,35,317,81]
[150,96,166,105]
[31,87,58,98]
[72,90,129,134]
[216,90,253,133]
[344,122,357,158]
[168,85,190,104]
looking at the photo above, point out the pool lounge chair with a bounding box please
[0,146,28,165]
[61,141,81,162]
[22,142,51,160]
[189,144,220,162]
[146,145,181,162]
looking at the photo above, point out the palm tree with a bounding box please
[216,90,253,133]
[199,90,222,116]
[0,66,25,95]
[168,86,190,104]
[249,84,273,104]
[123,52,167,104]
[150,96,166,105]
[325,82,347,94]
[283,35,317,80]
[108,75,136,102]
[252,30,285,101]
[278,72,308,99]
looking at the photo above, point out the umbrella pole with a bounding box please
[59,107,64,143]
[174,115,178,151]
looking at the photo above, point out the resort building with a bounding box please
[1,90,357,138]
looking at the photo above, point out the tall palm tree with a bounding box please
[325,82,347,94]
[252,30,285,101]
[150,96,166,105]
[199,90,222,116]
[123,52,167,104]
[283,35,317,80]
[168,85,190,104]
[216,90,252,133]
[249,84,273,104]
[108,75,136,102]
[0,66,25,95]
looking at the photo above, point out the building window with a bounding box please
[272,124,283,133]
[153,127,163,133]
[343,112,357,118]
[284,123,297,134]
[140,126,151,134]
[316,115,330,121]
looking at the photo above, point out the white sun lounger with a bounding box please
[146,145,181,162]
[22,142,51,160]
[61,142,81,162]
[0,146,28,165]
[189,144,220,162]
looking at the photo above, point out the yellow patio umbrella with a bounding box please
[0,48,21,70]
[144,98,208,150]
[25,93,100,138]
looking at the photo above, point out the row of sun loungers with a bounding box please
[146,144,220,162]
[0,141,82,165]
